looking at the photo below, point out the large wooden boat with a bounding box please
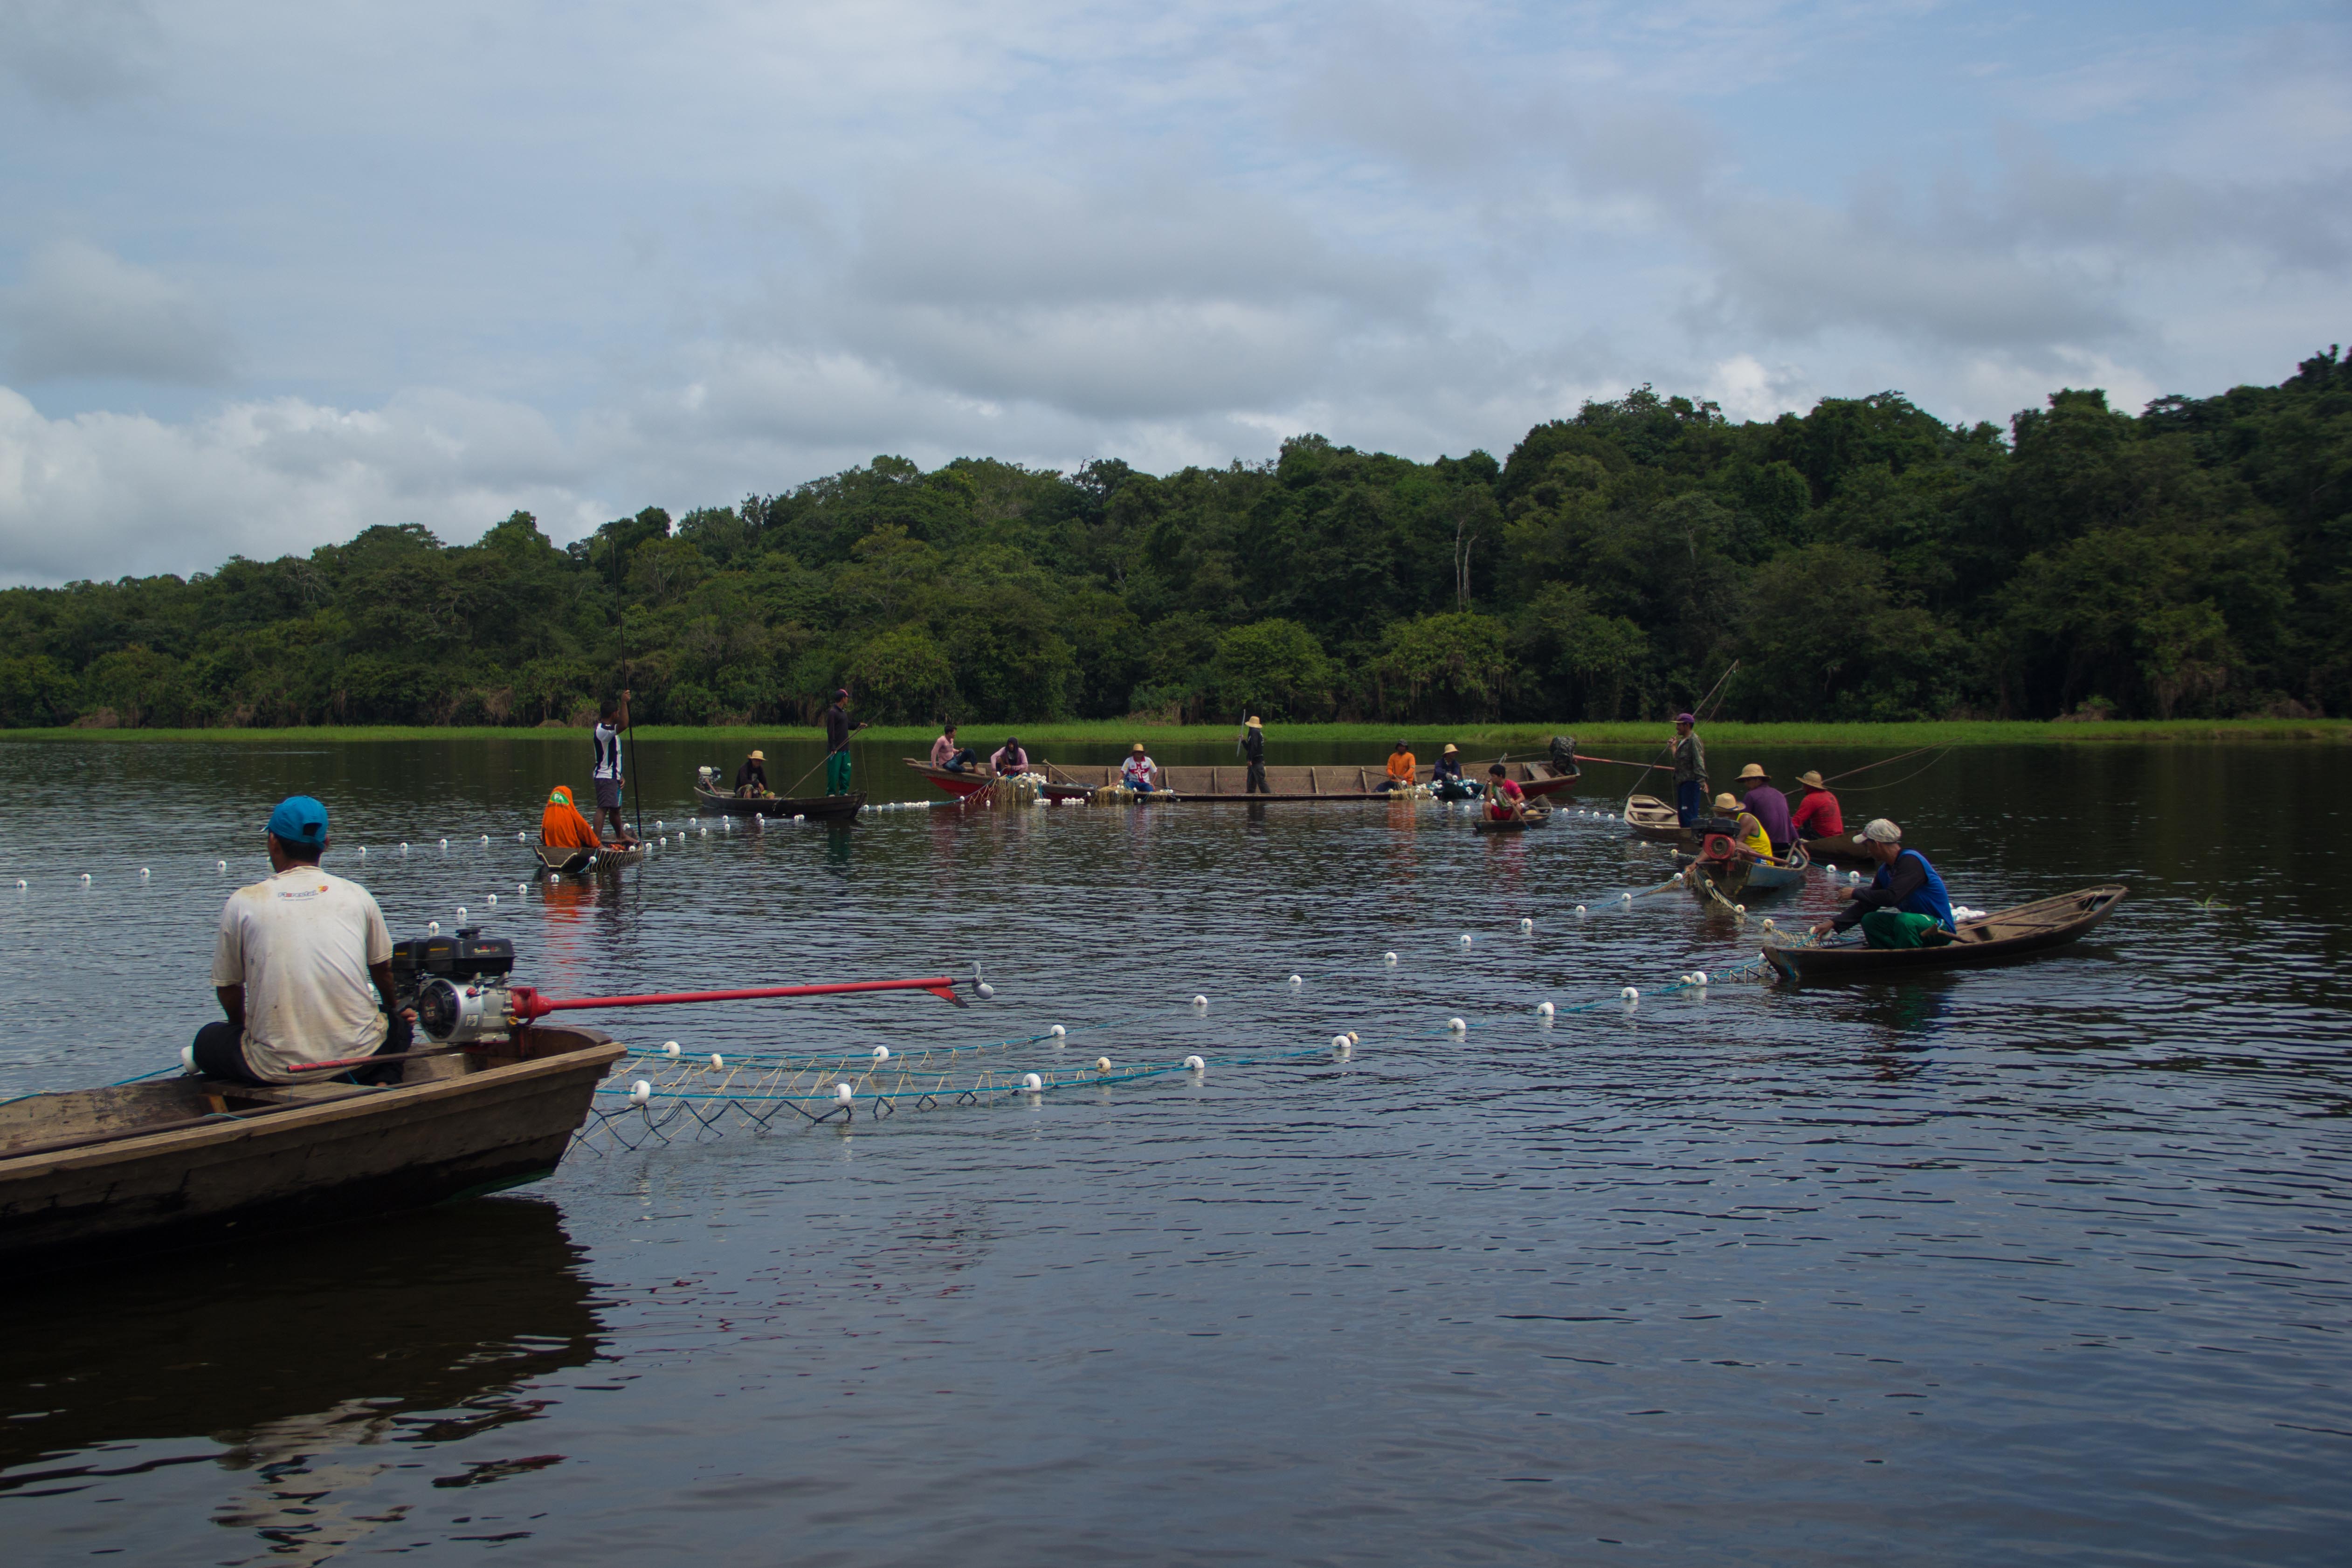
[0,1027,626,1271]
[910,756,1577,804]
[532,842,646,875]
[693,783,864,820]
[1760,884,2127,982]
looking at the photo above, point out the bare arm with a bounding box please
[216,984,244,1030]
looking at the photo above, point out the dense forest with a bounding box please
[4,348,2348,729]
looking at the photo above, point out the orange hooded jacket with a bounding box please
[541,786,602,849]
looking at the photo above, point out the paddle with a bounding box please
[781,721,870,798]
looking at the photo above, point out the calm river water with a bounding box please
[1,736,2347,1566]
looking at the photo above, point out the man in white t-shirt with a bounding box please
[194,795,407,1086]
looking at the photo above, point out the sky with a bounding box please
[1,0,2347,585]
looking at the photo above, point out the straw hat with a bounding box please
[1245,716,1262,729]
[1796,769,1826,788]
[1442,743,1458,754]
[1737,763,1769,781]
[1858,817,1902,843]
[1712,792,1741,813]
[1131,741,1146,753]
[749,749,764,760]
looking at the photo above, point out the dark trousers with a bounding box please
[193,1011,413,1086]
[1245,761,1268,793]
[1676,780,1706,826]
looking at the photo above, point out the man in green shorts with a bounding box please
[821,688,863,795]
[1812,817,1957,948]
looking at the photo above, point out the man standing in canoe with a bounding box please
[1790,770,1844,843]
[1242,716,1268,794]
[592,690,634,844]
[1672,712,1707,827]
[1734,763,1793,856]
[1811,818,1955,948]
[822,688,864,796]
[195,795,406,1086]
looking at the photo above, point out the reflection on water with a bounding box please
[0,1200,595,1561]
[0,737,2348,1564]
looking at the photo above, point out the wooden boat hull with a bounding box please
[904,761,1094,801]
[1625,793,1694,843]
[1473,808,1551,835]
[533,843,644,875]
[0,1029,626,1271]
[1679,845,1811,898]
[1761,884,2127,982]
[909,756,1575,805]
[1801,833,1878,867]
[695,784,863,820]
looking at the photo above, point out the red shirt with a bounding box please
[1792,789,1844,838]
[1486,778,1524,820]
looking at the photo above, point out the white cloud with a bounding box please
[3,241,234,384]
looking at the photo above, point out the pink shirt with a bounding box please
[931,735,958,767]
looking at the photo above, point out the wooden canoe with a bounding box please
[533,842,645,875]
[903,760,1095,802]
[1625,793,1694,843]
[694,783,864,820]
[945,757,1578,804]
[0,1027,626,1270]
[1472,808,1552,835]
[1676,843,1811,898]
[1801,832,1879,867]
[1760,884,2128,982]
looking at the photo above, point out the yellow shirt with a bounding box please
[1731,811,1771,858]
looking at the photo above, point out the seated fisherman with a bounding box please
[1431,743,1481,800]
[195,795,407,1086]
[1122,742,1160,792]
[1376,739,1418,792]
[1734,763,1794,855]
[1485,762,1527,821]
[992,736,1031,776]
[932,722,978,773]
[541,785,602,849]
[1810,818,1955,949]
[1790,770,1844,842]
[1710,791,1773,859]
[734,748,769,796]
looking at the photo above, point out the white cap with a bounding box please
[1860,818,1902,844]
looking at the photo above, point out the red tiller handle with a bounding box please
[508,976,966,1019]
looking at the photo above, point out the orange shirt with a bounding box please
[541,787,602,849]
[1386,750,1417,781]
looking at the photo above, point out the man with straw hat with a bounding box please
[1734,762,1793,856]
[733,748,769,797]
[1121,741,1162,794]
[1671,712,1708,826]
[1430,742,1476,801]
[1709,791,1772,859]
[1790,769,1844,843]
[1812,818,1955,948]
[1241,716,1268,794]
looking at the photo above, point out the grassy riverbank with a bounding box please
[5,719,2346,746]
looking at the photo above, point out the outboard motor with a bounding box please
[1547,734,1579,777]
[392,927,519,1043]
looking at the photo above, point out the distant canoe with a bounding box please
[1801,832,1878,867]
[1760,884,2128,982]
[532,842,645,876]
[904,761,1095,802]
[1472,808,1552,835]
[0,1026,625,1271]
[1625,793,1693,842]
[693,784,864,820]
[945,758,1578,804]
[1676,842,1811,899]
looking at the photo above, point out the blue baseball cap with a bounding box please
[267,795,329,847]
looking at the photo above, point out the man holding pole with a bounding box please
[593,690,635,844]
[1242,716,1268,794]
[823,688,858,796]
[1672,711,1708,828]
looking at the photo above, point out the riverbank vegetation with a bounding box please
[5,348,2348,731]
